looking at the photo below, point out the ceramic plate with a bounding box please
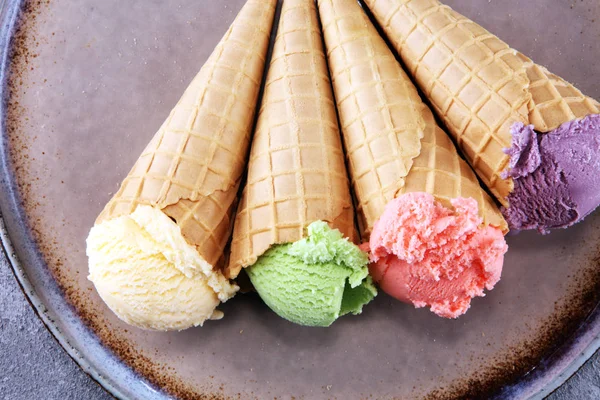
[1,0,600,399]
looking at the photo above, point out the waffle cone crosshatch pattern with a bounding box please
[319,0,506,236]
[228,0,357,277]
[98,0,277,269]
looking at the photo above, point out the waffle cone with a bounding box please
[363,0,600,206]
[227,0,357,278]
[318,0,506,238]
[96,0,277,270]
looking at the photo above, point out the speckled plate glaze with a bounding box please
[1,0,600,399]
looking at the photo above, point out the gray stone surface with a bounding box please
[0,254,110,400]
[0,248,598,400]
[549,352,600,399]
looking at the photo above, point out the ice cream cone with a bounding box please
[227,0,357,278]
[318,0,506,239]
[362,0,600,207]
[97,0,277,270]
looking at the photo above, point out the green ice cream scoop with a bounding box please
[246,221,377,327]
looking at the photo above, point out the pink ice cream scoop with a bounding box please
[368,193,508,318]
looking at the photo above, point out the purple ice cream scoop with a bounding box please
[502,115,600,234]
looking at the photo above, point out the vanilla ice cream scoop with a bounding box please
[87,205,238,331]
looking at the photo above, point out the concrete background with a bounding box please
[1,252,599,399]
